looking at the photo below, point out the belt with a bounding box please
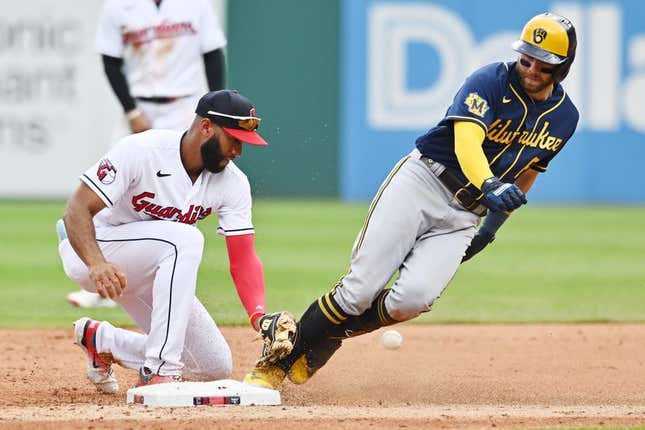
[419,156,488,217]
[135,96,188,104]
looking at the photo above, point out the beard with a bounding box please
[200,135,227,173]
[517,69,554,95]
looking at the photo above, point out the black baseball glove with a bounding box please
[255,311,297,367]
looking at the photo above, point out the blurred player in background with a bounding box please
[67,0,227,308]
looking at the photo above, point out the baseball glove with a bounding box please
[255,311,297,367]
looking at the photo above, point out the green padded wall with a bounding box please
[227,1,339,197]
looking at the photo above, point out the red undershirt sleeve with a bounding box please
[225,233,266,329]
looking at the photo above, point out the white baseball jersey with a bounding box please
[95,0,227,97]
[81,129,254,236]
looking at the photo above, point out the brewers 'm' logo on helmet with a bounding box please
[512,12,577,82]
[532,28,547,44]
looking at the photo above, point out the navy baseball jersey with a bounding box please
[416,61,579,197]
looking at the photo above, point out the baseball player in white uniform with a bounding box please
[97,0,227,134]
[67,0,228,309]
[59,90,269,392]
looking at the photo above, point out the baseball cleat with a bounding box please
[67,289,117,309]
[73,317,119,394]
[287,354,315,385]
[287,339,342,384]
[243,365,286,390]
[136,367,183,387]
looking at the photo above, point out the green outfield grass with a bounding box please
[0,200,644,328]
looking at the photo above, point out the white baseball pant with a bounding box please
[59,220,232,379]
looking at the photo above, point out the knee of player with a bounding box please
[167,223,205,256]
[184,344,232,381]
[200,345,233,380]
[386,285,438,321]
[181,225,205,249]
[333,284,374,316]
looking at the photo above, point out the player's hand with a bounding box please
[481,177,527,212]
[88,262,127,299]
[127,111,152,133]
[462,228,495,262]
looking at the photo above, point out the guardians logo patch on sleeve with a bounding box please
[97,158,117,185]
[464,92,490,118]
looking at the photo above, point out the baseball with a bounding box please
[381,329,402,350]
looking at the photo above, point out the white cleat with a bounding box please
[67,290,117,309]
[73,317,119,394]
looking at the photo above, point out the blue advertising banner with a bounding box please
[340,1,645,203]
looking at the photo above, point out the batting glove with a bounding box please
[481,177,527,212]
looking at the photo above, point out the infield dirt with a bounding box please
[1,324,644,429]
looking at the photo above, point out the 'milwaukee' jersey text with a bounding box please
[486,119,563,151]
[416,61,579,198]
[81,130,254,237]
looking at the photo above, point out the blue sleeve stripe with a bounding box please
[217,227,254,233]
[81,174,114,207]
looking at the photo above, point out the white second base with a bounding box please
[126,379,281,407]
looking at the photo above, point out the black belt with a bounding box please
[420,156,488,217]
[135,96,188,104]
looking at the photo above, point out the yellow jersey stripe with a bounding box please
[499,145,527,180]
[531,90,567,133]
[508,84,528,131]
[513,156,541,179]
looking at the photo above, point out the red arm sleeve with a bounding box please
[225,234,266,329]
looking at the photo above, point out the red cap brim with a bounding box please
[222,127,268,146]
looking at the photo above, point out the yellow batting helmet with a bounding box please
[512,12,577,82]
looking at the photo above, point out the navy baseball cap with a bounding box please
[195,90,268,146]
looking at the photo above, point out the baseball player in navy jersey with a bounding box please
[58,90,269,392]
[67,0,228,309]
[244,12,579,389]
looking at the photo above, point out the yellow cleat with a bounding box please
[287,355,314,385]
[243,365,286,390]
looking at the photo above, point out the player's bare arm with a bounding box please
[63,182,126,299]
[515,169,539,194]
[127,110,152,134]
